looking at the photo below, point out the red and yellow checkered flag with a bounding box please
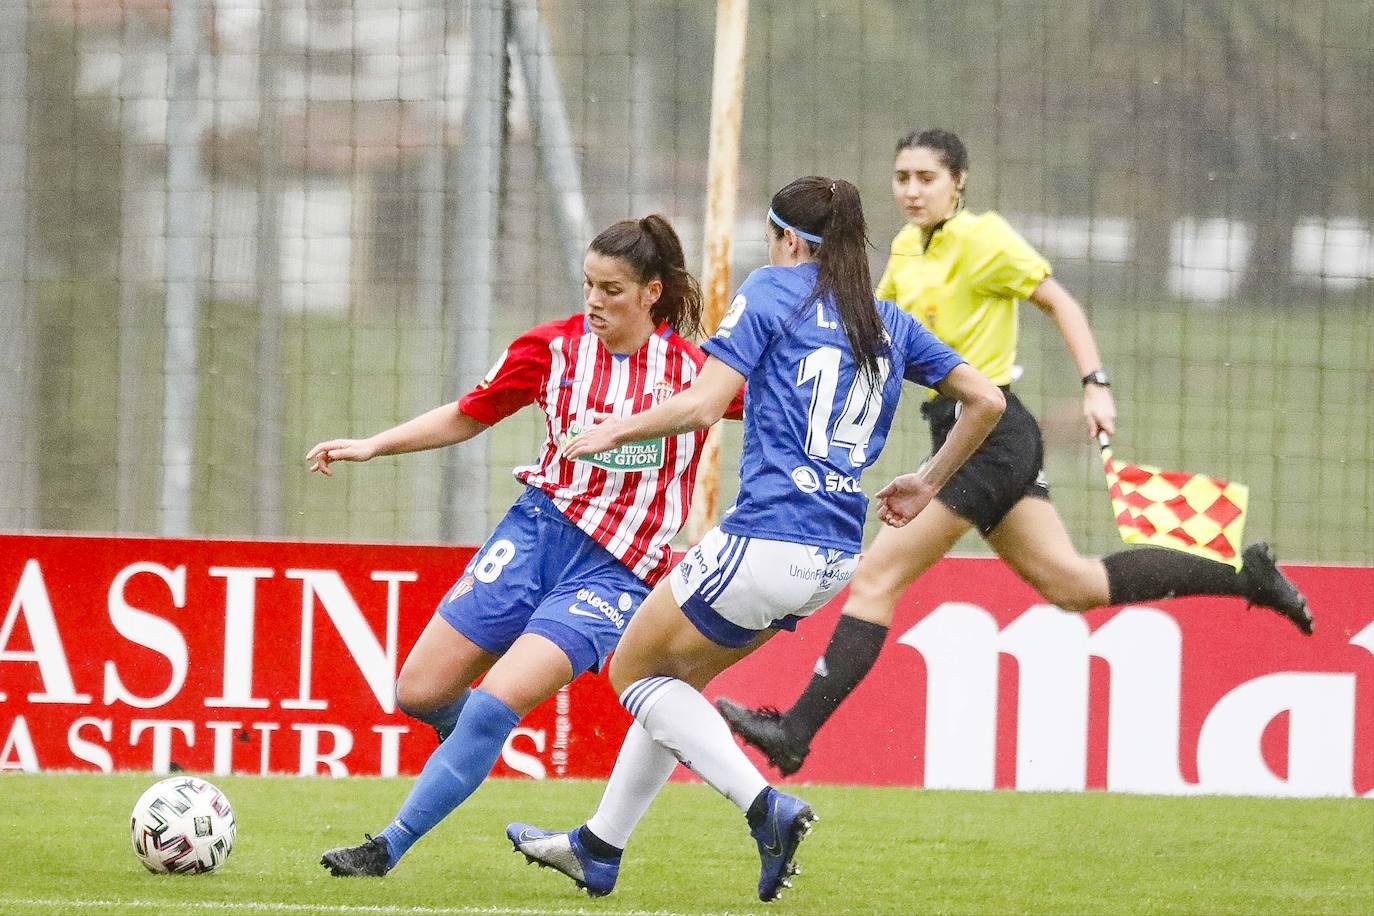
[1098,435,1249,569]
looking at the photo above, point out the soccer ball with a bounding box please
[129,776,237,874]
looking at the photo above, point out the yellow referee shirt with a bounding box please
[876,209,1050,388]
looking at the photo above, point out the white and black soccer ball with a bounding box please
[129,776,237,875]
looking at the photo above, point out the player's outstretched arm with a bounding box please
[876,363,1004,526]
[306,403,489,476]
[1030,277,1116,439]
[563,356,745,459]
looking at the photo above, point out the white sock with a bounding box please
[619,676,768,812]
[584,722,678,849]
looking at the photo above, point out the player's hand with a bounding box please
[562,415,626,460]
[1083,385,1116,439]
[305,438,376,476]
[875,472,938,527]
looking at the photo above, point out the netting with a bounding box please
[2,0,1370,562]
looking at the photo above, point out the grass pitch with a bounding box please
[0,773,1368,915]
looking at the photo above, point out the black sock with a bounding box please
[577,825,622,859]
[784,616,888,747]
[745,787,772,829]
[1104,546,1243,605]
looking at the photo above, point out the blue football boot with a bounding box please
[750,788,817,901]
[506,822,620,897]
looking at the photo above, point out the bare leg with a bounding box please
[389,613,499,742]
[603,581,779,805]
[356,633,576,874]
[575,619,774,850]
[842,500,973,624]
[719,501,972,774]
[985,496,1311,635]
[506,593,773,895]
[479,633,575,715]
[608,581,765,693]
[394,613,498,714]
[606,583,815,901]
[984,496,1110,613]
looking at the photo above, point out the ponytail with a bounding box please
[588,215,704,339]
[638,215,704,339]
[769,176,886,388]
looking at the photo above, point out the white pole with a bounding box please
[159,0,205,536]
[411,2,451,543]
[253,0,284,536]
[687,0,749,542]
[509,0,594,286]
[117,10,153,531]
[0,0,36,529]
[444,0,507,543]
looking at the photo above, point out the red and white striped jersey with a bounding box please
[458,314,712,585]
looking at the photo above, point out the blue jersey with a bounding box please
[703,262,965,553]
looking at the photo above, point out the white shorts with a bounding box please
[669,526,857,648]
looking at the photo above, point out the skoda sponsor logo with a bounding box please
[791,465,863,494]
[791,466,821,493]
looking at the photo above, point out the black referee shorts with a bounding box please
[922,389,1050,535]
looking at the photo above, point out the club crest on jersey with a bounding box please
[651,379,677,405]
[445,573,475,604]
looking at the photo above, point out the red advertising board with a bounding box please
[0,533,629,780]
[2,533,1371,797]
[712,557,1374,797]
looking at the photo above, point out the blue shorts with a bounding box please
[437,487,648,677]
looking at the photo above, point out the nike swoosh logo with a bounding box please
[517,829,542,844]
[761,821,783,856]
[758,801,783,855]
[567,603,603,620]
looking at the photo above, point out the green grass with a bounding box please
[0,773,1369,915]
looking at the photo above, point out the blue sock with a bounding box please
[399,688,471,743]
[377,687,520,867]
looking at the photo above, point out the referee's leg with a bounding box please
[843,499,971,624]
[985,496,1110,613]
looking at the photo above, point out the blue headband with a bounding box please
[768,208,824,245]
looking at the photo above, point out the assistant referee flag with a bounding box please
[1099,437,1249,569]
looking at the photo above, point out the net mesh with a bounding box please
[2,0,1370,562]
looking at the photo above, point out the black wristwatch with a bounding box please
[1081,369,1111,388]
